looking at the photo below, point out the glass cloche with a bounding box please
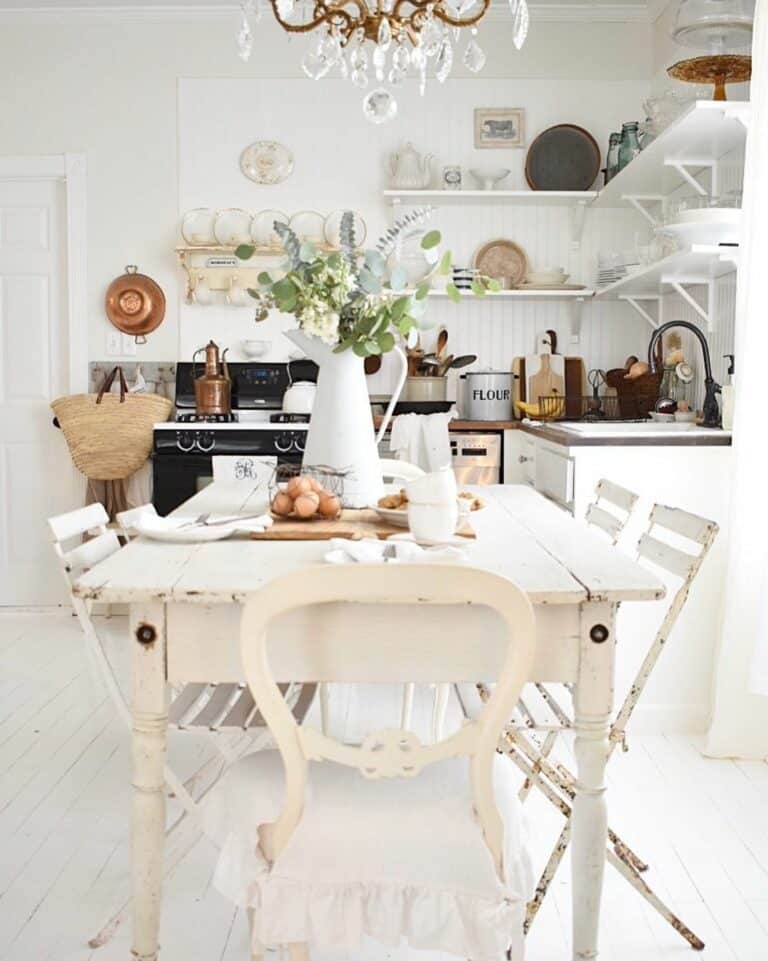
[672,0,754,53]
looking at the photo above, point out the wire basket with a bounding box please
[270,463,346,498]
[268,463,347,520]
[538,394,656,422]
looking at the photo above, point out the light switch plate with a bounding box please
[121,333,137,356]
[106,331,121,356]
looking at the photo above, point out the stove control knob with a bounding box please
[293,432,306,453]
[176,431,195,453]
[274,432,293,453]
[197,431,215,453]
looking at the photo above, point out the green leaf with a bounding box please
[353,341,371,357]
[390,266,408,292]
[420,229,441,250]
[235,244,255,261]
[257,271,273,287]
[487,277,502,292]
[390,296,410,321]
[359,267,382,294]
[471,280,487,297]
[397,316,414,335]
[438,250,453,275]
[326,252,342,270]
[415,283,430,300]
[364,250,386,276]
[271,277,298,311]
[378,331,396,353]
[299,242,317,262]
[246,288,262,300]
[366,339,382,355]
[445,283,462,304]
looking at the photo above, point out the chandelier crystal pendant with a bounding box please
[236,0,530,122]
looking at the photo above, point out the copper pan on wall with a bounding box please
[105,265,166,344]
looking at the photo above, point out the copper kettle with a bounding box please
[193,341,231,415]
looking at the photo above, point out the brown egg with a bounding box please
[271,491,294,516]
[307,477,325,493]
[293,491,320,518]
[318,492,341,518]
[286,476,312,498]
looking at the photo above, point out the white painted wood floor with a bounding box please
[1,612,768,961]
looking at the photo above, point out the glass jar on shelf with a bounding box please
[605,132,621,183]
[618,122,641,172]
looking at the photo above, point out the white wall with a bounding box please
[0,10,653,367]
[178,75,655,394]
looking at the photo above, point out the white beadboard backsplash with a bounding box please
[178,78,736,409]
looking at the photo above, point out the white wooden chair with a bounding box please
[48,503,315,826]
[585,478,639,545]
[205,564,537,961]
[461,502,719,951]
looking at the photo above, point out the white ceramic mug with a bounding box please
[406,468,458,543]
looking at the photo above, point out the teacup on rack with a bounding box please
[228,276,251,307]
[191,274,213,305]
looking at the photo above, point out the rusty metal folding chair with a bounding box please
[459,502,719,951]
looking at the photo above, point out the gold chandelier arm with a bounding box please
[392,0,491,30]
[267,0,365,35]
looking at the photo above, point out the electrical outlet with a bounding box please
[121,333,137,356]
[106,331,122,356]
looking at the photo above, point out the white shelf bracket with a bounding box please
[665,278,716,332]
[619,294,661,329]
[623,195,664,227]
[664,158,713,196]
[570,201,588,250]
[568,298,586,344]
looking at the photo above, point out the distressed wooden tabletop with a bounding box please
[73,483,665,606]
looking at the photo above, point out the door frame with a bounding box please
[0,153,87,392]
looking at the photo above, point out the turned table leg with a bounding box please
[571,601,615,961]
[130,603,168,961]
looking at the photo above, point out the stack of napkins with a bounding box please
[325,535,466,565]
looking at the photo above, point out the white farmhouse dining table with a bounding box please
[73,481,664,961]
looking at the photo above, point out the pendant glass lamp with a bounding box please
[671,0,754,53]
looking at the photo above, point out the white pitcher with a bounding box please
[284,330,407,507]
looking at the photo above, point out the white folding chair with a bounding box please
[463,501,719,951]
[204,563,536,961]
[585,478,639,545]
[48,503,316,827]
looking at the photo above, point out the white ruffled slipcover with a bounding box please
[203,749,533,960]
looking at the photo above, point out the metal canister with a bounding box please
[460,371,515,420]
[193,341,231,415]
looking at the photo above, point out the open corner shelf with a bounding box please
[384,189,597,206]
[593,100,750,211]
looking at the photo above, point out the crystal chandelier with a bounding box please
[236,0,530,123]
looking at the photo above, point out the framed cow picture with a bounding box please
[474,108,525,149]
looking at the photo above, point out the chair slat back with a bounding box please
[59,531,122,583]
[585,504,623,543]
[585,478,638,545]
[48,503,109,544]
[240,564,536,875]
[637,533,698,579]
[116,502,157,535]
[611,504,718,742]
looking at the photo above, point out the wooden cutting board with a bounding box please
[526,353,566,403]
[250,509,476,541]
[512,356,586,419]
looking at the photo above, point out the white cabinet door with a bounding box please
[535,442,574,509]
[0,180,81,605]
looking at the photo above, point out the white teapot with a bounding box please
[389,142,434,189]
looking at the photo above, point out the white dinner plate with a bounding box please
[251,209,289,248]
[214,208,253,246]
[135,516,236,543]
[240,141,294,185]
[369,505,410,527]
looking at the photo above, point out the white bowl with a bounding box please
[241,339,271,358]
[469,168,511,190]
[525,268,569,286]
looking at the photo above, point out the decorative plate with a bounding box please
[240,141,294,185]
[525,124,601,191]
[181,208,217,246]
[289,210,326,245]
[251,209,289,247]
[474,239,529,286]
[214,208,253,246]
[324,210,367,249]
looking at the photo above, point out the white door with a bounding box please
[0,178,82,605]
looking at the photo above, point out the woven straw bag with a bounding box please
[52,366,173,481]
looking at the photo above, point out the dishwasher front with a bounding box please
[450,432,503,485]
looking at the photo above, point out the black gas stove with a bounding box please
[152,360,317,516]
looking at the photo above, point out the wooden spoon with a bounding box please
[436,328,448,358]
